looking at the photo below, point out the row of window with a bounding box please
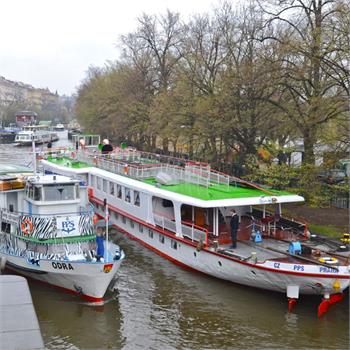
[95,202,178,250]
[91,175,140,207]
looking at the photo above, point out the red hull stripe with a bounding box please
[92,197,350,280]
[5,265,103,303]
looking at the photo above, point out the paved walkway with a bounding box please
[0,275,44,349]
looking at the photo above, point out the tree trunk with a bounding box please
[162,137,169,153]
[302,130,316,165]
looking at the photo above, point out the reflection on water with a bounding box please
[28,232,349,350]
[0,136,349,349]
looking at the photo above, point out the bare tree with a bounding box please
[261,0,350,164]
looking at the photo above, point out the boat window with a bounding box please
[110,182,115,195]
[26,184,31,198]
[44,184,76,201]
[125,188,131,203]
[97,177,102,190]
[75,184,80,199]
[90,175,95,187]
[103,179,107,192]
[33,186,42,201]
[171,240,177,250]
[148,229,153,238]
[162,199,173,208]
[159,234,165,244]
[139,224,143,233]
[122,216,126,224]
[134,191,140,206]
[28,185,34,199]
[117,184,122,199]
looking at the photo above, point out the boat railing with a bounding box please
[1,210,18,225]
[153,214,208,246]
[208,168,230,188]
[1,208,94,238]
[74,150,232,189]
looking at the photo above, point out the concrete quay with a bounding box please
[0,275,44,349]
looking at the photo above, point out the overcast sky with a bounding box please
[0,0,220,96]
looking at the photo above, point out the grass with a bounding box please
[308,223,345,238]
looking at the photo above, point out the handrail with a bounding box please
[181,219,209,247]
[1,208,93,217]
[153,213,209,247]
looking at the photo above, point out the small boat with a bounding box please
[41,147,350,315]
[14,130,52,146]
[0,126,21,144]
[53,124,65,131]
[0,167,125,302]
[14,124,60,146]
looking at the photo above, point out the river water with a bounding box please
[0,133,349,350]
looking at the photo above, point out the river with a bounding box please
[0,133,348,349]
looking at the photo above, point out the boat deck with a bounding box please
[188,215,349,265]
[46,153,294,201]
[143,178,290,200]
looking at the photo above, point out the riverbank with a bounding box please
[284,203,348,237]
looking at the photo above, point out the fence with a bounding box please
[153,214,208,245]
[331,196,349,209]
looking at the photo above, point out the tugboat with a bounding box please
[0,164,125,302]
[41,146,350,315]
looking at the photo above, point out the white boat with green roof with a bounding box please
[0,164,124,303]
[41,147,350,316]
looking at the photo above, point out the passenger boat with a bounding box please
[0,165,125,302]
[15,130,50,146]
[53,123,65,131]
[41,147,350,315]
[15,125,59,146]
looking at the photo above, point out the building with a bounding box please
[0,76,58,108]
[15,111,38,127]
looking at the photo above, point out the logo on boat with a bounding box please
[52,262,74,270]
[61,220,75,234]
[319,266,338,274]
[103,263,113,273]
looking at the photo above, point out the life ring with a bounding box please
[21,219,33,235]
[93,214,99,225]
[319,256,338,265]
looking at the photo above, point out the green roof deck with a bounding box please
[47,156,89,169]
[143,178,291,200]
[46,156,293,201]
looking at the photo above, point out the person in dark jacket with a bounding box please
[230,209,239,248]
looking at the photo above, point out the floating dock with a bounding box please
[0,275,44,349]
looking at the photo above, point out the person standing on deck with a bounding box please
[230,209,239,249]
[95,223,105,261]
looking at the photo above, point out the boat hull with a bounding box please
[94,204,350,296]
[41,159,350,297]
[1,250,123,302]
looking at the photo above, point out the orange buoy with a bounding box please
[93,214,99,225]
[21,218,33,235]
